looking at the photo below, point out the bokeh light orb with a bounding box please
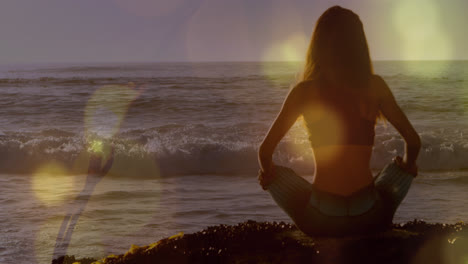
[84,84,137,139]
[90,140,104,154]
[262,32,308,86]
[84,84,141,150]
[303,103,345,164]
[32,161,74,206]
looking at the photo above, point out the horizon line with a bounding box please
[1,59,468,66]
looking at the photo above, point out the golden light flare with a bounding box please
[260,0,306,86]
[34,216,106,264]
[409,231,468,264]
[113,0,187,18]
[81,82,160,179]
[31,161,74,206]
[263,33,308,63]
[302,103,345,164]
[32,81,165,262]
[72,144,160,179]
[90,140,104,154]
[71,144,114,178]
[43,145,162,260]
[262,32,308,86]
[82,83,145,176]
[393,0,452,63]
[70,142,162,235]
[84,84,140,141]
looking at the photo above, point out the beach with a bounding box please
[1,61,468,263]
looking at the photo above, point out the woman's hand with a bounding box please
[393,156,418,177]
[258,164,276,190]
[257,83,306,190]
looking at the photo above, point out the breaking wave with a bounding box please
[1,124,467,176]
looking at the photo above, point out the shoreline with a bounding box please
[53,220,468,264]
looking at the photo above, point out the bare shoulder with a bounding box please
[369,74,384,89]
[290,80,319,98]
[282,80,319,113]
[369,74,393,101]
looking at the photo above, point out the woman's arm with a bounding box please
[375,75,421,175]
[258,82,308,174]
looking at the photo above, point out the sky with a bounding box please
[0,0,467,63]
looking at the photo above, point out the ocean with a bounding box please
[1,61,468,263]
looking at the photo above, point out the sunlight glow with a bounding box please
[303,103,345,164]
[263,32,308,62]
[84,84,138,139]
[32,161,73,206]
[393,0,452,62]
[410,229,467,264]
[84,84,142,151]
[90,140,104,154]
[261,32,308,86]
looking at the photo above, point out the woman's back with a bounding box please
[300,78,380,196]
[258,5,421,236]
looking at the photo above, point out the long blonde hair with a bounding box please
[300,6,382,121]
[301,6,373,89]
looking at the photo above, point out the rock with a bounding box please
[53,220,468,264]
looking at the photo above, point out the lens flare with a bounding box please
[31,161,73,206]
[83,83,144,176]
[263,33,308,62]
[410,231,468,264]
[90,140,104,154]
[34,216,106,264]
[262,32,308,86]
[302,103,345,164]
[393,0,452,64]
[84,84,140,140]
[70,141,162,236]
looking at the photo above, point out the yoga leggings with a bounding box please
[266,162,413,236]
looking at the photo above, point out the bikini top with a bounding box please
[303,88,376,147]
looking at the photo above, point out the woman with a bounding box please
[258,6,421,236]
